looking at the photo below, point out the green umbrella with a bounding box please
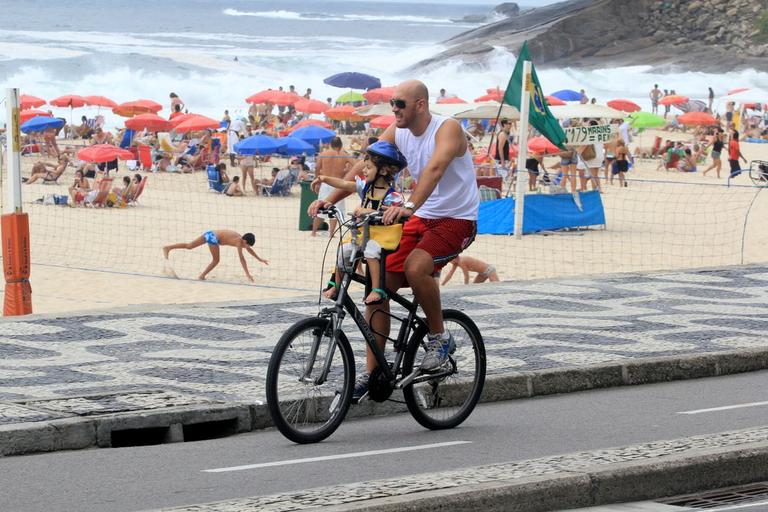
[628,111,666,129]
[335,91,366,104]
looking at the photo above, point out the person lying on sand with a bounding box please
[163,230,268,281]
[24,156,69,184]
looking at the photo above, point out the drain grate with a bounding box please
[659,482,768,509]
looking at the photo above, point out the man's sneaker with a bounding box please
[420,332,456,372]
[351,372,370,403]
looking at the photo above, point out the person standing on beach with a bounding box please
[311,136,357,237]
[650,84,662,114]
[169,92,184,113]
[708,87,715,112]
[163,230,268,281]
[579,89,589,104]
[494,119,512,175]
[662,89,671,119]
[728,129,748,177]
[702,128,724,178]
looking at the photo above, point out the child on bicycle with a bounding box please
[317,141,408,305]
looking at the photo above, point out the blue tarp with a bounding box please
[478,191,606,235]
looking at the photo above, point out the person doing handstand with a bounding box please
[318,141,407,305]
[163,230,268,281]
[441,255,498,285]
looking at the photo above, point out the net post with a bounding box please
[2,88,33,316]
[513,61,532,240]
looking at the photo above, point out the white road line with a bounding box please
[677,401,768,415]
[203,440,472,473]
[710,499,768,511]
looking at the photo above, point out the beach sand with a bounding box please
[3,133,768,314]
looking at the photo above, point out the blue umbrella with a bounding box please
[234,135,286,155]
[20,116,65,134]
[290,126,336,146]
[277,137,317,156]
[323,72,381,90]
[551,89,583,102]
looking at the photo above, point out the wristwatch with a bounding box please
[403,201,415,211]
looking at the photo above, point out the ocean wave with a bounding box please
[222,8,458,24]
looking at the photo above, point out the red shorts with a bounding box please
[386,216,477,275]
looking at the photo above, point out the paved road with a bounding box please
[2,370,767,512]
[3,265,768,425]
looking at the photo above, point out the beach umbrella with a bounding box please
[363,86,396,104]
[113,99,162,117]
[49,94,87,108]
[323,72,381,90]
[293,98,329,114]
[78,144,135,163]
[627,111,666,128]
[83,95,118,108]
[169,113,201,128]
[474,91,503,102]
[277,137,316,156]
[486,87,503,94]
[234,135,286,156]
[125,113,171,132]
[20,116,65,134]
[20,94,46,109]
[607,99,641,112]
[437,97,467,104]
[290,125,336,146]
[370,115,395,129]
[273,91,302,106]
[20,109,52,123]
[174,115,219,133]
[245,89,275,104]
[545,95,566,106]
[335,91,366,104]
[325,105,364,121]
[527,136,561,155]
[549,104,627,119]
[677,112,718,126]
[550,89,582,101]
[659,95,689,106]
[289,119,332,132]
[453,102,520,120]
[728,87,749,95]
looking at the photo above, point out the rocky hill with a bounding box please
[413,0,768,72]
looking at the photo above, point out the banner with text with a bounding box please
[565,124,618,145]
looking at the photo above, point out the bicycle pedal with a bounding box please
[351,392,369,405]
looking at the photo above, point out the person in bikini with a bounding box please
[163,230,268,281]
[25,156,69,184]
[319,141,407,305]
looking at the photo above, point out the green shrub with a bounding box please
[756,10,768,42]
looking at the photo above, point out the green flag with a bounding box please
[503,41,567,149]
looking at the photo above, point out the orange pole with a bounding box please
[2,212,32,316]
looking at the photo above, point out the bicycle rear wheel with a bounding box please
[402,309,486,430]
[266,317,354,443]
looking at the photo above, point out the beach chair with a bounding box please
[137,145,153,171]
[119,129,135,149]
[262,174,290,197]
[85,178,114,207]
[478,185,501,202]
[207,165,227,193]
[128,176,148,205]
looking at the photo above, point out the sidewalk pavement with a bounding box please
[2,265,768,454]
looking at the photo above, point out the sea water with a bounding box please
[2,0,766,129]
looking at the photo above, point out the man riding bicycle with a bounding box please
[310,79,479,400]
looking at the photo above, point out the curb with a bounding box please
[2,347,768,457]
[318,444,768,512]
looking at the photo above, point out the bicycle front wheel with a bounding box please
[266,317,355,443]
[402,309,486,430]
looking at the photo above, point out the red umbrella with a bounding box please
[728,87,749,95]
[78,144,135,163]
[486,87,503,94]
[437,97,467,104]
[475,91,503,103]
[169,113,201,128]
[174,115,219,133]
[293,98,329,114]
[245,89,277,104]
[527,136,561,155]
[84,95,118,108]
[370,115,395,129]
[325,105,363,121]
[20,94,46,109]
[677,112,718,126]
[20,109,52,123]
[363,86,396,104]
[49,94,87,108]
[659,95,689,106]
[113,99,162,117]
[272,91,301,107]
[289,119,332,132]
[545,95,566,106]
[125,113,171,132]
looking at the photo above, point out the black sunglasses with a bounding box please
[389,98,407,109]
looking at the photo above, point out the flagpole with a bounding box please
[513,61,531,240]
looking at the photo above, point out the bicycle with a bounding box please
[266,207,486,444]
